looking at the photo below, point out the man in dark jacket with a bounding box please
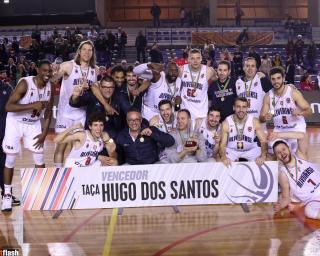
[150,2,161,28]
[69,76,122,139]
[116,108,174,165]
[135,31,147,63]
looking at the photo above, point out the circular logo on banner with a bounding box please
[225,163,274,203]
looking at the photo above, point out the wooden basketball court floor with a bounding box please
[1,128,320,256]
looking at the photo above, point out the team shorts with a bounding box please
[2,117,43,154]
[55,113,86,133]
[226,146,261,161]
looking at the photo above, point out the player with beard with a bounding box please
[220,97,267,167]
[1,60,54,211]
[118,66,143,115]
[194,106,221,161]
[150,100,176,133]
[179,48,217,121]
[134,62,181,121]
[273,140,320,220]
[260,67,311,157]
[236,57,272,120]
[208,60,237,122]
[150,100,177,163]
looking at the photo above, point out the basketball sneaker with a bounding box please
[12,196,21,206]
[2,194,12,212]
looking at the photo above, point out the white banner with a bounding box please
[21,161,278,210]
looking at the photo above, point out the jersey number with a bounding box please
[31,110,41,118]
[282,116,288,124]
[307,178,316,186]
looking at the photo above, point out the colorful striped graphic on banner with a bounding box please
[21,168,75,210]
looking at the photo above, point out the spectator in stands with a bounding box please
[234,2,244,26]
[7,49,17,64]
[306,41,317,74]
[295,35,304,65]
[180,7,186,27]
[11,37,19,56]
[95,33,108,65]
[28,62,37,76]
[286,39,295,60]
[135,30,147,63]
[233,46,244,78]
[15,64,27,84]
[299,73,315,91]
[116,108,174,165]
[116,27,127,59]
[150,1,161,28]
[97,66,107,81]
[87,26,98,41]
[149,42,163,63]
[31,26,41,43]
[236,29,249,46]
[0,44,8,64]
[285,56,295,85]
[43,37,55,62]
[5,58,16,85]
[248,47,261,69]
[284,15,295,36]
[272,53,283,67]
[260,54,272,76]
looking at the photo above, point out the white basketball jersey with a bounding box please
[7,76,51,124]
[143,71,181,112]
[197,118,220,158]
[280,156,320,203]
[226,114,256,151]
[58,60,97,120]
[156,114,177,133]
[236,74,265,119]
[180,64,208,119]
[65,130,104,167]
[269,85,306,132]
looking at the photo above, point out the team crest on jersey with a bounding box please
[248,126,252,132]
[254,82,258,87]
[286,98,291,103]
[280,101,283,106]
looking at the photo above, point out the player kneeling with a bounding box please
[54,112,117,167]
